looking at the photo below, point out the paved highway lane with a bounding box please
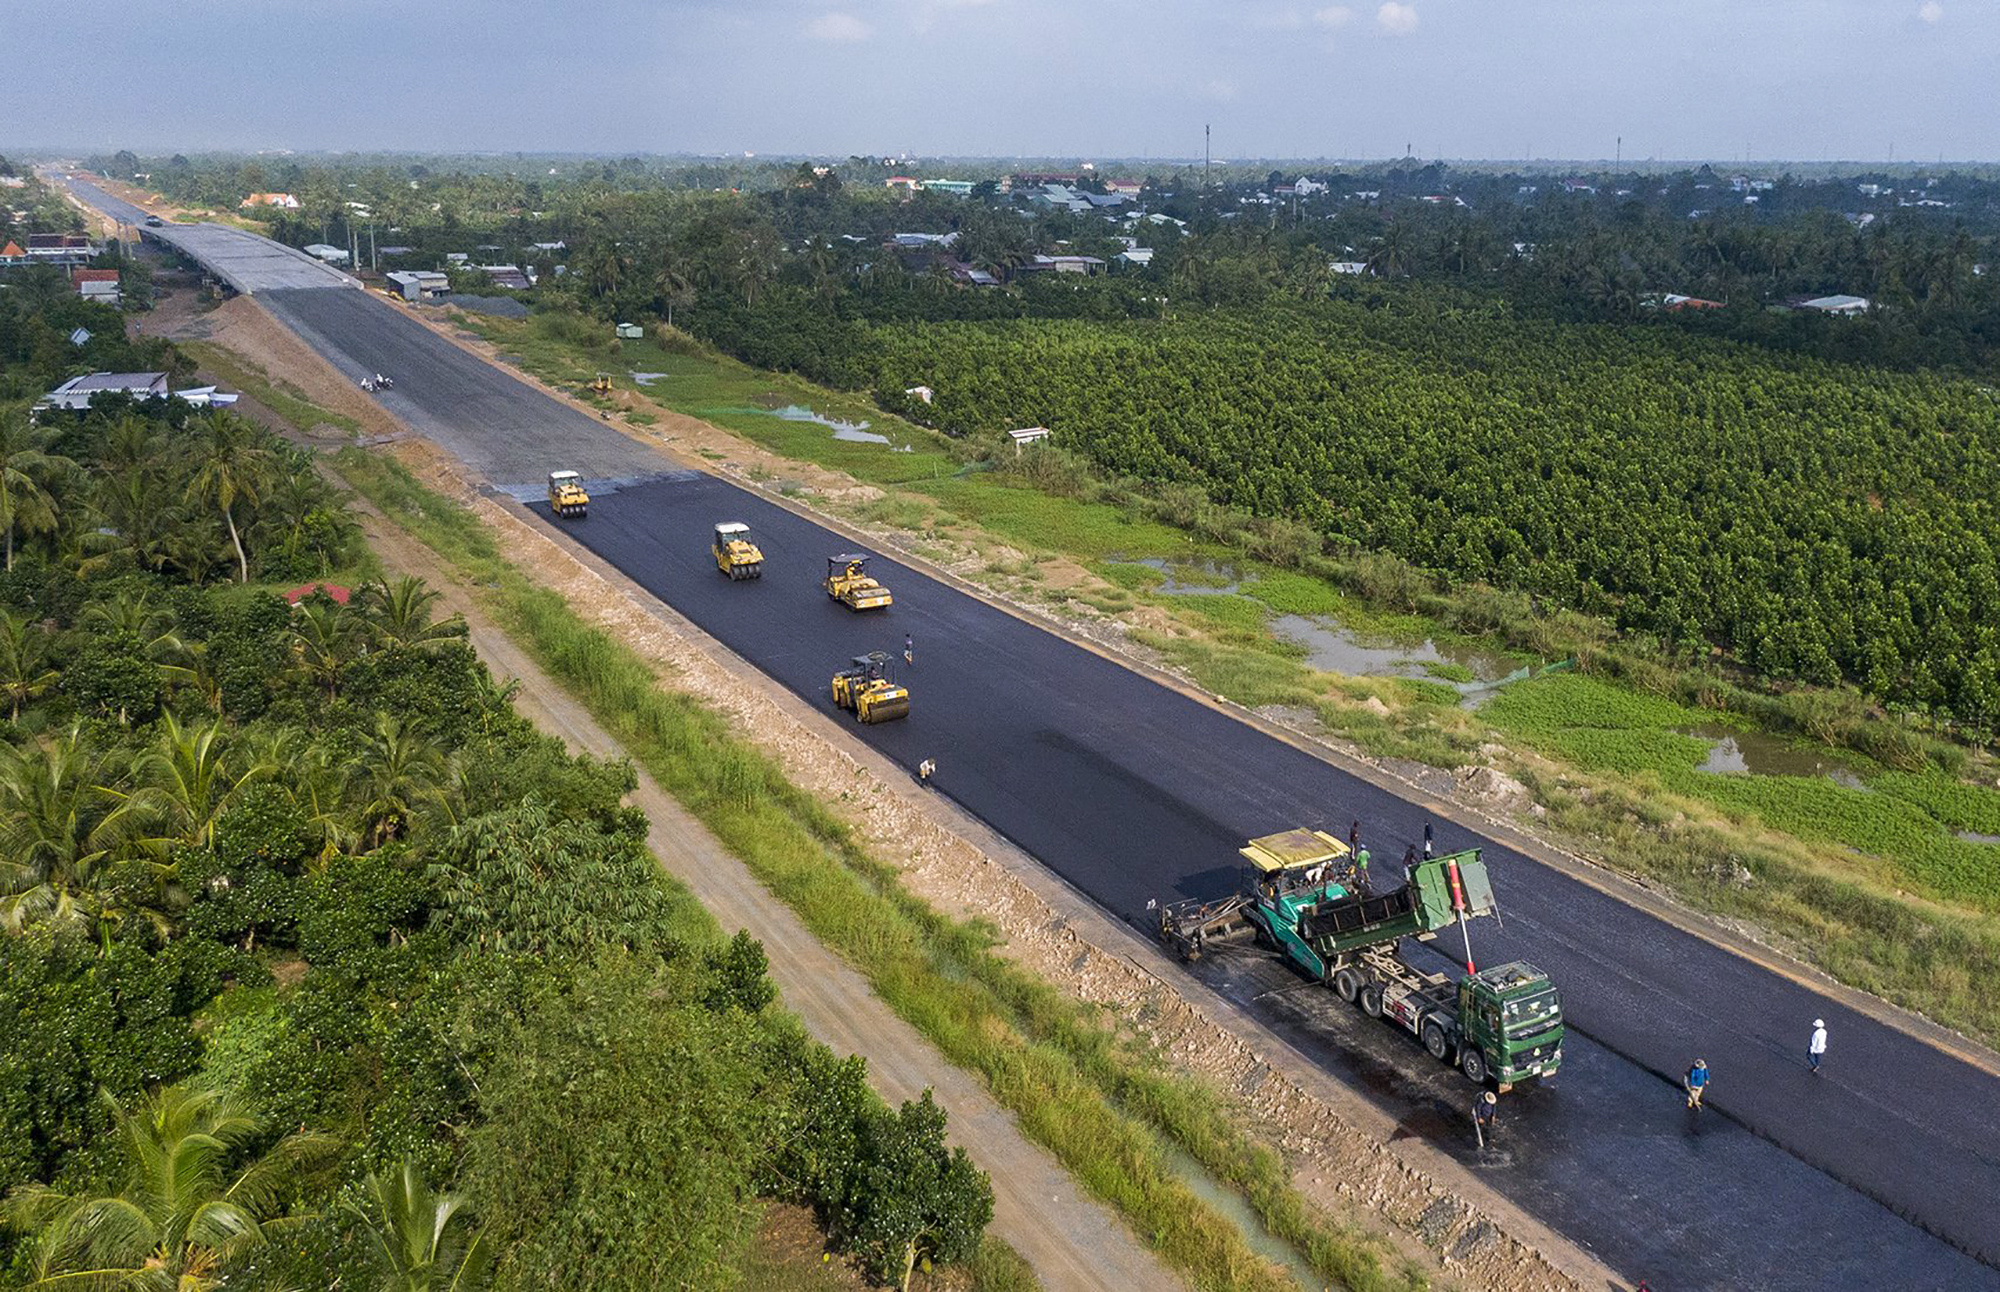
[66,201,1988,1281]
[550,475,2000,1289]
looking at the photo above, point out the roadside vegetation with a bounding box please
[454,306,2000,1047]
[0,325,1005,1289]
[334,439,1430,1292]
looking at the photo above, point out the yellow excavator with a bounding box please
[712,522,765,580]
[831,651,909,723]
[825,553,893,611]
[547,470,589,519]
[589,373,613,395]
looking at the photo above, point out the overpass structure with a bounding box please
[59,173,360,294]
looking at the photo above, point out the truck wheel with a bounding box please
[1359,985,1384,1018]
[1461,1048,1489,1085]
[1332,968,1361,1003]
[1422,1021,1450,1061]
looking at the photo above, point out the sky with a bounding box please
[4,0,1994,162]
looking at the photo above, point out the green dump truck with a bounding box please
[1159,828,1563,1090]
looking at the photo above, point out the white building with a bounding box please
[385,270,449,301]
[38,372,168,410]
[1798,294,1870,315]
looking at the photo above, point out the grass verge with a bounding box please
[451,307,2000,1050]
[334,444,1426,1292]
[181,339,361,436]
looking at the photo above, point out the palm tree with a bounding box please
[362,576,465,651]
[291,596,364,699]
[1364,220,1412,278]
[352,714,446,846]
[0,415,72,571]
[1,1085,338,1291]
[0,727,138,935]
[348,1160,493,1292]
[128,711,274,852]
[650,257,695,328]
[187,415,273,583]
[0,610,58,722]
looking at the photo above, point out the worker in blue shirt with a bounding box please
[1684,1059,1710,1109]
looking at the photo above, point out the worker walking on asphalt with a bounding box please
[917,758,936,786]
[1472,1091,1498,1147]
[1685,1059,1710,1109]
[1809,1018,1828,1073]
[904,633,914,668]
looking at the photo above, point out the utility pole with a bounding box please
[1204,123,1210,188]
[1616,135,1621,167]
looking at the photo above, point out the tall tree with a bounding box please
[187,415,272,583]
[0,415,71,571]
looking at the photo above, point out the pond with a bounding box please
[1270,614,1526,692]
[1685,724,1870,789]
[747,404,905,446]
[1122,556,1245,595]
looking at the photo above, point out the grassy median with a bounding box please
[334,445,1427,1292]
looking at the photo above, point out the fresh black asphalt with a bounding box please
[88,189,2000,1285]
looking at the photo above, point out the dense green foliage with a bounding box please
[841,305,2000,727]
[0,329,993,1287]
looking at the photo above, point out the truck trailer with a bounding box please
[1160,828,1564,1090]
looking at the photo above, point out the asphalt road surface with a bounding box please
[79,186,2000,1287]
[61,175,356,293]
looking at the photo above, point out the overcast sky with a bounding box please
[5,0,1993,162]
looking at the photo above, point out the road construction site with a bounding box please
[82,181,2000,1290]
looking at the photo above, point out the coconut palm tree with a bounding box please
[0,609,59,722]
[186,414,273,583]
[348,1160,493,1292]
[362,576,465,651]
[352,714,447,846]
[127,711,274,853]
[0,415,72,571]
[290,596,364,699]
[0,727,138,935]
[0,1085,339,1291]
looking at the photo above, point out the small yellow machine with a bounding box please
[547,470,589,519]
[825,553,893,611]
[589,373,613,395]
[831,651,910,724]
[712,522,765,580]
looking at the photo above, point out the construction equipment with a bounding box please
[712,522,765,580]
[547,470,589,519]
[830,651,910,724]
[825,553,893,611]
[1160,829,1563,1091]
[590,373,612,395]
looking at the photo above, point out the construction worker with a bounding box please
[1472,1091,1498,1145]
[1808,1018,1828,1074]
[904,633,914,668]
[1684,1059,1710,1110]
[1353,847,1371,891]
[918,758,935,786]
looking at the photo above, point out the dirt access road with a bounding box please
[352,498,1188,1292]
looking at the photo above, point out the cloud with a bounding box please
[804,11,869,41]
[1375,1,1418,34]
[1917,1,1942,22]
[1314,6,1354,28]
[1199,78,1238,102]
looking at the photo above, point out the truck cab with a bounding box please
[1458,963,1564,1086]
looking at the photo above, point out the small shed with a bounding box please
[1008,426,1052,456]
[616,323,645,339]
[385,270,448,301]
